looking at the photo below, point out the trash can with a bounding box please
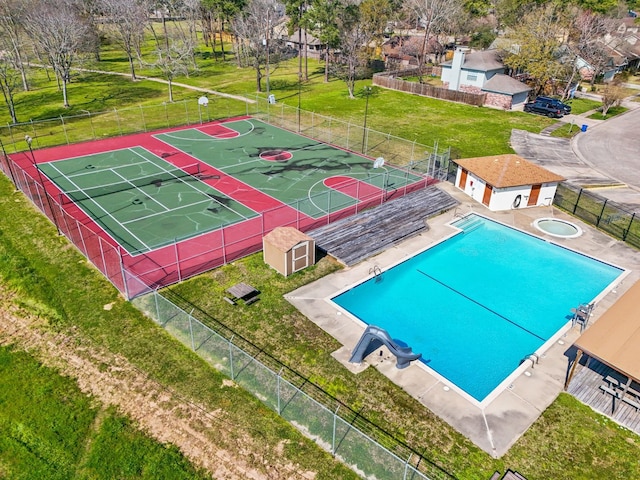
[581,124,588,132]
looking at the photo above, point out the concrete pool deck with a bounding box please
[285,182,640,458]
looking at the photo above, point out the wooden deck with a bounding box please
[308,186,458,266]
[566,357,640,433]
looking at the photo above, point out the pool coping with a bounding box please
[285,182,640,458]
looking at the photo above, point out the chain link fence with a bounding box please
[0,97,451,299]
[554,183,640,249]
[132,289,456,480]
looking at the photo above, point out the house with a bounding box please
[441,48,531,109]
[453,154,564,211]
[286,29,325,59]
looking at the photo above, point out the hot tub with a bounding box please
[534,218,583,238]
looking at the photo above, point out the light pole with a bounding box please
[297,72,302,133]
[25,135,61,235]
[361,86,372,154]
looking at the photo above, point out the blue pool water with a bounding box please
[332,214,623,402]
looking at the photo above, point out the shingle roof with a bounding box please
[264,226,313,252]
[442,49,504,72]
[454,154,564,188]
[482,73,531,94]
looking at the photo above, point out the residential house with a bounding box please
[441,48,531,109]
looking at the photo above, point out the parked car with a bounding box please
[535,96,572,114]
[523,100,565,118]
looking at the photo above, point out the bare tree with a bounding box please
[22,0,92,107]
[0,0,30,91]
[601,79,626,116]
[232,0,284,93]
[570,10,615,89]
[404,0,461,80]
[99,0,150,80]
[0,50,20,123]
[148,26,196,102]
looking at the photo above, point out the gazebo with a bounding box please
[565,280,640,404]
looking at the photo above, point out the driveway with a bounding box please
[510,95,640,213]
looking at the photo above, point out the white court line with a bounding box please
[44,161,153,252]
[155,119,255,143]
[64,159,149,181]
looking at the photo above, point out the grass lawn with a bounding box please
[0,176,357,479]
[588,106,628,120]
[0,345,210,480]
[3,32,639,480]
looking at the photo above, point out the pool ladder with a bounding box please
[369,265,382,282]
[524,353,539,368]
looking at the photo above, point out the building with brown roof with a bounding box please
[453,154,565,211]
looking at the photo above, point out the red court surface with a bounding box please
[3,118,434,298]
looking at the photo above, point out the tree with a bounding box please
[404,0,462,80]
[23,0,92,108]
[99,0,150,80]
[232,0,285,92]
[306,0,341,82]
[567,9,612,91]
[0,50,20,123]
[331,0,371,99]
[601,80,626,116]
[148,5,197,102]
[501,4,568,96]
[0,0,29,92]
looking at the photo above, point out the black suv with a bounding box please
[523,100,565,118]
[536,96,571,114]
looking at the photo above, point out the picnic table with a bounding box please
[226,282,260,305]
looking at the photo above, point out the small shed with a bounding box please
[263,227,316,277]
[453,154,565,211]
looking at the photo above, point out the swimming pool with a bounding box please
[332,214,624,403]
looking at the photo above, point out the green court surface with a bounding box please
[155,119,424,218]
[39,148,257,255]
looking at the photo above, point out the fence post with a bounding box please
[277,367,283,414]
[120,247,130,300]
[623,213,635,241]
[30,120,39,148]
[403,453,412,480]
[572,188,582,214]
[189,308,195,351]
[332,406,340,455]
[596,199,608,227]
[139,105,147,132]
[60,115,69,144]
[229,335,235,379]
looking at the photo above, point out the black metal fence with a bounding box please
[554,183,640,249]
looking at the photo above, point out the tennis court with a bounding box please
[38,147,257,255]
[155,119,425,218]
[10,116,433,297]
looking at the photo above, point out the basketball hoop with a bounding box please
[198,96,209,106]
[373,157,385,169]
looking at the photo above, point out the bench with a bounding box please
[600,384,621,398]
[223,297,236,305]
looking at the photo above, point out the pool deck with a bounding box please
[285,182,640,458]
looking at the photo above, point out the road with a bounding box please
[572,105,640,192]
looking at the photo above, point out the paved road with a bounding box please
[511,95,640,213]
[572,106,640,191]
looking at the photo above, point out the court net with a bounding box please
[59,163,201,205]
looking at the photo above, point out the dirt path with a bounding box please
[0,287,315,480]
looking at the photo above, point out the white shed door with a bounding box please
[292,243,309,272]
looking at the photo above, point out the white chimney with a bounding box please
[448,48,468,91]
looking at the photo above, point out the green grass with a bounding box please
[1,30,638,480]
[588,105,628,120]
[0,175,357,479]
[0,345,210,480]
